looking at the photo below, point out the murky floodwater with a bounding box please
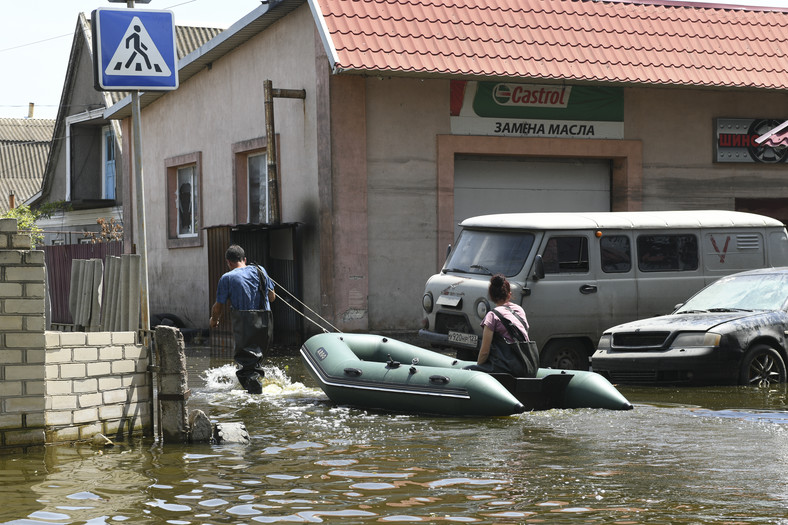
[3,346,788,524]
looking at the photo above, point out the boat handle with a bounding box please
[386,354,401,368]
[344,368,363,377]
[429,375,451,385]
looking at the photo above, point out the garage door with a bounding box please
[454,155,611,238]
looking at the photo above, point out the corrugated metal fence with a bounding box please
[43,242,124,325]
[207,223,304,355]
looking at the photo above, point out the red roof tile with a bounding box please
[311,0,788,89]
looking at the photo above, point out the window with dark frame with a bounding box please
[165,152,203,249]
[233,136,278,225]
[601,235,631,273]
[542,236,589,274]
[637,234,698,272]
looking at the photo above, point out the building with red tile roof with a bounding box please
[104,0,788,343]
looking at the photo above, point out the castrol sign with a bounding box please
[492,84,571,108]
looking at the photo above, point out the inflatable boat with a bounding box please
[300,333,632,416]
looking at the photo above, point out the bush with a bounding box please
[2,205,43,248]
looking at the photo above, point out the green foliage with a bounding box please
[2,204,43,247]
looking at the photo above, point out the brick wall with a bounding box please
[0,218,151,451]
[44,331,151,444]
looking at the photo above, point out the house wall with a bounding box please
[626,87,788,209]
[0,218,150,452]
[137,5,321,327]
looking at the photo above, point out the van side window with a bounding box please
[601,235,631,273]
[543,236,589,274]
[637,234,699,272]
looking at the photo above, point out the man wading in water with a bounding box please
[210,245,276,394]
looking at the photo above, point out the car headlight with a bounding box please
[597,334,612,350]
[671,332,722,348]
[474,298,490,319]
[422,292,433,314]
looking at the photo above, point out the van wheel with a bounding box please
[739,344,787,386]
[541,339,589,371]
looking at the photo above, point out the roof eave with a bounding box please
[105,0,306,120]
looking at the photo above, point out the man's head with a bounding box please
[225,244,245,263]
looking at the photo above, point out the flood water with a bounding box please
[3,345,788,524]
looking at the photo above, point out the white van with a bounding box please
[419,210,788,370]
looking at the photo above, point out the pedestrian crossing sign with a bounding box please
[92,8,178,91]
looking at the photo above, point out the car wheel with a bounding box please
[541,339,588,371]
[739,344,787,386]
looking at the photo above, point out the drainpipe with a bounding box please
[263,80,306,224]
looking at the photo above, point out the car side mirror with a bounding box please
[533,255,545,281]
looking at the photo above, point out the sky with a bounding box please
[0,0,262,119]
[2,0,788,120]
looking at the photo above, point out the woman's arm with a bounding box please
[477,326,494,365]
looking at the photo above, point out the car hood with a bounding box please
[606,311,760,333]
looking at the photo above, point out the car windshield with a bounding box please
[675,272,788,313]
[444,230,535,277]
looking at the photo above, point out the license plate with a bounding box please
[448,331,478,347]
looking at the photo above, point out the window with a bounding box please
[542,236,589,274]
[233,136,278,224]
[102,126,116,200]
[637,234,698,272]
[601,235,631,273]
[176,165,198,237]
[445,230,535,277]
[247,153,267,223]
[165,152,203,249]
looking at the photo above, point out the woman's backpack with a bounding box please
[487,307,539,378]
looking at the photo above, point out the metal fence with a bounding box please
[206,223,304,355]
[43,242,124,325]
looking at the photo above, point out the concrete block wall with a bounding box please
[0,218,47,451]
[44,331,150,444]
[0,218,151,451]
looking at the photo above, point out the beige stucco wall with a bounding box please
[136,5,321,325]
[365,77,450,328]
[626,86,788,210]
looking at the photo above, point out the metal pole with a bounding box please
[263,80,279,224]
[131,92,150,333]
[264,80,306,225]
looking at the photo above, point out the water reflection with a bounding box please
[2,350,788,523]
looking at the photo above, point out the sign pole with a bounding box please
[131,91,150,333]
[125,0,150,333]
[94,0,176,335]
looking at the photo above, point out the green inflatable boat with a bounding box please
[300,333,632,416]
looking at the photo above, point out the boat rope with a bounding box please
[269,276,342,334]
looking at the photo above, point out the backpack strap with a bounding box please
[491,308,527,342]
[254,264,267,310]
[503,305,529,337]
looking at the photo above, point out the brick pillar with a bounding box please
[0,218,46,450]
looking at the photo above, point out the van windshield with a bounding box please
[444,230,534,277]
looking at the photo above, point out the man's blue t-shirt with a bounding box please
[216,265,274,311]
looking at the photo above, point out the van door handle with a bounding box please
[579,284,597,294]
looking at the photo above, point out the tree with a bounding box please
[1,201,70,248]
[2,205,44,248]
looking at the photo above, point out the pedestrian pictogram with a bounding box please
[105,17,172,77]
[92,8,178,91]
